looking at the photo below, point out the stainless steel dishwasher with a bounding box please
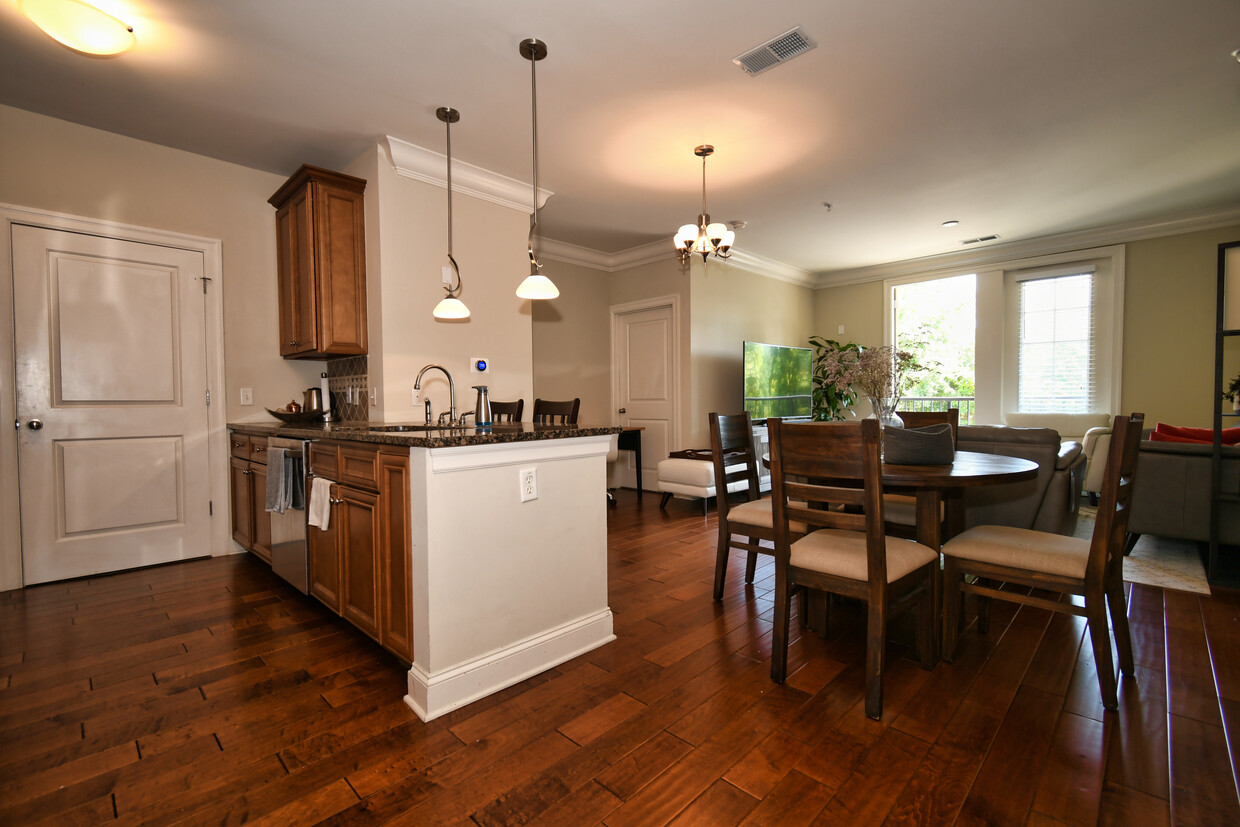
[267,435,310,593]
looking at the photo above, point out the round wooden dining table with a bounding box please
[880,450,1039,550]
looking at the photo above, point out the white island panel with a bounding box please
[404,435,614,721]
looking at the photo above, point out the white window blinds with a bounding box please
[1017,271,1096,413]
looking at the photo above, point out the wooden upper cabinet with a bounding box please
[269,165,368,359]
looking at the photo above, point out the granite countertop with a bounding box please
[227,420,622,448]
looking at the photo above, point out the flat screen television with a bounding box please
[743,340,813,421]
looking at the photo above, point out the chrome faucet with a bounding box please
[414,364,456,425]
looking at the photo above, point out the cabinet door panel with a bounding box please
[316,184,367,355]
[230,455,253,550]
[249,463,272,564]
[309,484,341,612]
[379,455,413,662]
[276,188,317,357]
[340,485,380,639]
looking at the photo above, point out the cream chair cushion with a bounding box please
[728,498,808,534]
[942,524,1089,580]
[791,530,937,583]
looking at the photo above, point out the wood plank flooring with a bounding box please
[2,491,1238,825]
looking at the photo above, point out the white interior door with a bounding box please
[612,300,678,491]
[13,225,211,584]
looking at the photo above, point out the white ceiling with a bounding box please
[3,0,1239,277]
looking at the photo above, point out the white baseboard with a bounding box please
[403,608,615,722]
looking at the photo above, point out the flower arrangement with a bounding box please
[815,343,923,402]
[808,337,860,420]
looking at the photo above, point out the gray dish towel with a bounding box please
[265,446,288,512]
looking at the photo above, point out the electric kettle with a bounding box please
[303,386,324,413]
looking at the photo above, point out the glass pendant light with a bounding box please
[516,38,559,300]
[18,0,135,55]
[673,145,735,263]
[432,106,470,320]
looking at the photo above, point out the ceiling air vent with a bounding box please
[961,234,1001,245]
[733,27,817,76]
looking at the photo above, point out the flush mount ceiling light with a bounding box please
[432,106,470,321]
[515,38,559,301]
[674,145,734,263]
[19,0,136,55]
[941,219,960,228]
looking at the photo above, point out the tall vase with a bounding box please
[868,396,904,428]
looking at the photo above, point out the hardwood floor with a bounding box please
[2,490,1238,825]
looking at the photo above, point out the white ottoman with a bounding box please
[657,456,750,514]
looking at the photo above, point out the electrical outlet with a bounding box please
[240,387,253,406]
[519,468,537,502]
[370,387,378,406]
[470,358,489,374]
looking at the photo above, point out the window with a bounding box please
[891,273,977,422]
[1016,271,1095,413]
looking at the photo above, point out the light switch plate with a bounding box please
[240,387,253,406]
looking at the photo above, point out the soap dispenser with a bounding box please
[472,385,491,427]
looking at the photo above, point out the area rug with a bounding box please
[1078,505,1211,595]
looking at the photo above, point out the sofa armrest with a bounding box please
[1056,440,1084,471]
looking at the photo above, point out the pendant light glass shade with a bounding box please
[19,0,136,55]
[432,296,470,319]
[516,274,560,300]
[432,106,469,320]
[517,38,557,301]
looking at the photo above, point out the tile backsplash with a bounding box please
[326,356,369,422]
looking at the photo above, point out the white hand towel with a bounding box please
[308,476,333,529]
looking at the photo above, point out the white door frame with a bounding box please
[0,204,229,591]
[610,294,681,477]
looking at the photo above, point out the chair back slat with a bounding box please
[1086,412,1145,586]
[709,413,762,522]
[532,398,579,424]
[491,399,524,422]
[768,419,887,584]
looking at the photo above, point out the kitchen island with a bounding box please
[228,421,620,721]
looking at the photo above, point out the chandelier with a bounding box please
[674,145,734,263]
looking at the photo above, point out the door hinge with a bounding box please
[206,388,211,407]
[196,275,212,294]
[209,500,213,516]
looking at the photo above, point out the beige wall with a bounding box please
[0,104,320,421]
[532,259,611,425]
[1123,224,1240,427]
[810,224,1240,429]
[357,143,533,423]
[689,263,815,447]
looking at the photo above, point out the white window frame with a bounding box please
[884,244,1124,424]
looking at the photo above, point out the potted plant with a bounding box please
[808,337,860,421]
[811,339,924,426]
[1225,374,1240,412]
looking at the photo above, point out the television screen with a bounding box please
[743,341,813,421]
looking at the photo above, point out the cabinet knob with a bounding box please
[253,446,265,453]
[288,340,298,347]
[329,498,344,505]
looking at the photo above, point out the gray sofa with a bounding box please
[956,425,1085,536]
[1126,437,1240,547]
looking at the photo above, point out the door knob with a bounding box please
[26,419,43,431]
[618,408,627,414]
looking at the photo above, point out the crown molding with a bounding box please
[382,135,551,213]
[538,236,813,285]
[811,203,1240,288]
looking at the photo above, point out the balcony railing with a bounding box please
[899,396,976,425]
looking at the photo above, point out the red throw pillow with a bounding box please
[1153,423,1240,445]
[1150,430,1211,444]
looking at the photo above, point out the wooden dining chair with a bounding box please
[885,408,959,535]
[768,418,940,720]
[532,398,579,424]
[940,412,1144,710]
[490,399,524,422]
[709,412,805,600]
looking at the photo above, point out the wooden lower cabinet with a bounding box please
[309,441,412,662]
[229,436,271,564]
